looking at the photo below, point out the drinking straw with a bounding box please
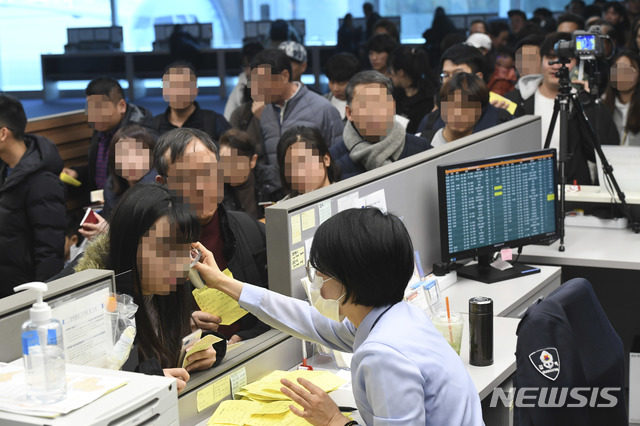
[445,296,454,344]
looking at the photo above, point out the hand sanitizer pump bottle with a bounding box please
[14,282,66,404]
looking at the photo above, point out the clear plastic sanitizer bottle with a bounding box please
[14,282,66,404]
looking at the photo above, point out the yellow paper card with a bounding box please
[290,214,302,244]
[59,172,81,187]
[207,399,260,425]
[197,383,215,413]
[182,334,223,368]
[290,247,305,270]
[193,269,247,325]
[301,209,316,231]
[213,376,231,402]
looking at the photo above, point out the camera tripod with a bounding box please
[544,58,639,252]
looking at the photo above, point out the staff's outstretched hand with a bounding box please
[191,242,225,288]
[191,242,244,301]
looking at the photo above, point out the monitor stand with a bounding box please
[457,255,540,284]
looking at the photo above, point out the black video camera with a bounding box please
[553,29,609,60]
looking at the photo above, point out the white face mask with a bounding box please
[310,276,346,322]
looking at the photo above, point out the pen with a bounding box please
[339,406,358,412]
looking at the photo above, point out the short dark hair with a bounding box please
[439,72,490,110]
[540,32,572,57]
[344,70,394,106]
[310,208,414,307]
[241,42,264,67]
[163,60,197,78]
[107,125,157,196]
[250,48,293,82]
[85,77,126,102]
[270,19,289,42]
[515,33,546,51]
[604,1,626,16]
[557,13,585,30]
[0,94,27,141]
[276,126,339,192]
[534,8,554,18]
[65,209,85,245]
[488,20,510,37]
[366,33,398,54]
[373,19,400,43]
[508,9,527,20]
[363,2,374,13]
[219,128,256,158]
[496,45,515,60]
[470,19,489,33]
[154,128,219,177]
[440,43,485,75]
[325,52,361,82]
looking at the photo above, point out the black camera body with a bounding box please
[554,29,608,60]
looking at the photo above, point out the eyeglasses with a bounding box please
[440,69,465,83]
[306,260,332,286]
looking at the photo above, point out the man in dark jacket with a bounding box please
[63,77,156,198]
[416,43,517,136]
[418,103,513,141]
[154,128,270,343]
[505,32,619,184]
[0,95,65,294]
[329,71,432,180]
[154,62,231,144]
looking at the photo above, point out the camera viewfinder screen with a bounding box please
[576,35,595,51]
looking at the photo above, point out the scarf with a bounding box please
[343,121,406,171]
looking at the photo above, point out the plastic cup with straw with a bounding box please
[433,296,463,355]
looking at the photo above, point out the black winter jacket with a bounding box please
[221,163,285,220]
[0,134,65,295]
[215,205,271,341]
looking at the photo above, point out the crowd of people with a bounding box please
[1,1,639,422]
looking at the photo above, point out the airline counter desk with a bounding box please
[184,267,561,426]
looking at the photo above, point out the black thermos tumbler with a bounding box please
[469,297,493,366]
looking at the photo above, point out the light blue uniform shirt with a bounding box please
[239,284,484,426]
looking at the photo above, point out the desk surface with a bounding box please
[565,185,640,205]
[461,315,519,400]
[0,363,177,425]
[519,227,640,270]
[442,265,561,318]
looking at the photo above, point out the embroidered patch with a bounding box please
[529,347,560,381]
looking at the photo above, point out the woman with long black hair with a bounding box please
[72,183,225,390]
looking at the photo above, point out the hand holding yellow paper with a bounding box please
[207,370,346,426]
[182,334,223,369]
[60,172,82,187]
[192,268,248,325]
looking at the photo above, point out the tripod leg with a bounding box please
[544,99,560,150]
[569,96,639,232]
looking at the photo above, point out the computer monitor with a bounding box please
[437,149,558,283]
[0,269,116,364]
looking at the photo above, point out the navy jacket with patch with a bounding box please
[514,278,627,425]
